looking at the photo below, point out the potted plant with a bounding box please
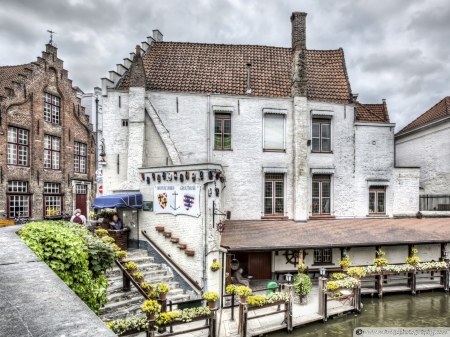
[141,282,154,294]
[95,228,108,238]
[88,211,98,220]
[235,286,252,303]
[141,299,161,320]
[298,263,307,274]
[373,257,388,269]
[132,272,144,284]
[225,284,238,295]
[347,267,366,280]
[210,259,222,272]
[406,256,420,267]
[203,291,220,309]
[339,255,351,271]
[148,291,159,299]
[116,250,127,262]
[124,261,138,274]
[156,283,171,300]
[293,273,313,304]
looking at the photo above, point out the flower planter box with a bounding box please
[185,249,195,256]
[177,243,187,250]
[155,226,165,232]
[108,229,129,251]
[170,237,179,243]
[162,231,172,237]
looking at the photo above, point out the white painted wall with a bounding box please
[395,121,450,195]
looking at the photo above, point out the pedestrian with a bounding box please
[109,214,123,230]
[70,209,86,226]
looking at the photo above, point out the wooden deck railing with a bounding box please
[141,230,202,292]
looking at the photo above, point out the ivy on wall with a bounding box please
[18,221,115,315]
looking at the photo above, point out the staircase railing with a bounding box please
[141,230,202,291]
[115,260,149,299]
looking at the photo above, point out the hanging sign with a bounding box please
[154,185,200,217]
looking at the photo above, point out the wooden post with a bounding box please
[298,249,304,266]
[318,278,324,316]
[238,303,248,337]
[318,277,327,322]
[377,273,383,298]
[230,293,235,321]
[285,284,294,333]
[412,269,417,295]
[122,271,131,292]
[158,299,167,333]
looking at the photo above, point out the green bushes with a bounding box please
[294,273,312,296]
[18,221,115,315]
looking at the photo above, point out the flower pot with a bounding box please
[211,267,219,272]
[240,296,248,303]
[147,313,155,320]
[378,265,383,269]
[208,301,216,309]
[353,276,360,280]
[342,266,348,271]
[298,269,305,274]
[159,293,167,300]
[128,269,138,275]
[135,279,144,284]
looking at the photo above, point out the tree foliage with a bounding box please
[18,221,115,314]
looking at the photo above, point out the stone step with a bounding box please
[106,285,185,304]
[105,263,163,278]
[120,256,155,266]
[126,249,149,259]
[108,274,173,288]
[106,281,180,296]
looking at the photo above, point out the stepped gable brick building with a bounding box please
[0,43,95,220]
[395,96,450,200]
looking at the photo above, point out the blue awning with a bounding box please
[92,193,143,209]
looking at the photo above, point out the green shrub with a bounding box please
[18,221,114,314]
[294,273,312,296]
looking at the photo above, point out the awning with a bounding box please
[263,108,287,115]
[92,193,143,209]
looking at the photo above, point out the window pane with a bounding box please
[44,135,51,149]
[7,127,16,143]
[265,182,272,198]
[52,106,59,124]
[264,114,284,149]
[369,192,375,213]
[8,181,27,192]
[275,181,284,198]
[224,119,231,134]
[322,139,330,152]
[9,195,29,218]
[223,134,231,149]
[80,156,86,173]
[52,137,60,151]
[52,151,60,169]
[312,198,320,213]
[312,182,320,198]
[74,142,79,155]
[214,119,222,134]
[322,197,330,214]
[18,129,28,145]
[7,144,17,164]
[80,144,86,156]
[45,196,61,216]
[314,249,322,262]
[264,182,273,215]
[322,182,331,214]
[321,124,330,138]
[323,249,332,262]
[378,192,385,213]
[264,198,273,215]
[19,146,27,165]
[44,103,51,121]
[44,150,51,168]
[214,135,222,149]
[74,156,79,172]
[322,182,330,198]
[44,93,51,103]
[275,198,284,214]
[312,123,320,138]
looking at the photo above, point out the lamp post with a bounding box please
[444,250,449,260]
[285,272,293,285]
[319,267,326,278]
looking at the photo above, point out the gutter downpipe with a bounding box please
[203,180,214,294]
[207,94,211,162]
[95,95,99,202]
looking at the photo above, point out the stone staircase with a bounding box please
[101,249,190,322]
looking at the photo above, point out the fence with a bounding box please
[420,195,450,211]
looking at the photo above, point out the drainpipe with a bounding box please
[95,95,99,179]
[203,180,214,293]
[207,94,211,162]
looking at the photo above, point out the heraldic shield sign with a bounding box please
[154,185,200,217]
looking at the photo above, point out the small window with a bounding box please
[7,126,29,166]
[314,248,332,264]
[122,119,128,127]
[369,186,386,214]
[44,183,62,217]
[312,174,331,214]
[264,173,284,215]
[44,135,61,170]
[74,142,87,173]
[312,118,331,152]
[76,184,87,194]
[44,92,60,124]
[214,114,231,150]
[7,181,29,218]
[264,114,285,150]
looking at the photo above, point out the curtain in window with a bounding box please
[264,114,284,149]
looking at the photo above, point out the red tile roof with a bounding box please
[117,42,352,104]
[0,64,31,98]
[220,218,450,250]
[397,97,450,135]
[356,101,390,123]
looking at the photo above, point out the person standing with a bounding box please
[70,209,87,226]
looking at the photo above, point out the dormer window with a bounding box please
[44,93,60,124]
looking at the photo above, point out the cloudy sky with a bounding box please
[1,0,449,131]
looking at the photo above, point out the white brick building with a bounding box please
[99,13,422,294]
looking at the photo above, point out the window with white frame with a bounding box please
[7,126,28,166]
[44,92,60,124]
[369,186,386,214]
[75,184,87,194]
[44,135,60,169]
[7,181,30,218]
[312,174,331,214]
[312,118,331,152]
[74,142,87,173]
[44,183,62,216]
[264,173,284,215]
[313,248,332,264]
[214,114,231,150]
[264,114,285,150]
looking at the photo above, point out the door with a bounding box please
[248,252,272,279]
[75,184,87,217]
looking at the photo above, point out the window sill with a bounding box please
[263,149,286,153]
[311,263,336,266]
[309,215,335,219]
[311,151,333,154]
[213,149,233,151]
[367,214,388,218]
[261,216,288,220]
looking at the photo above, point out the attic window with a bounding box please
[122,119,128,127]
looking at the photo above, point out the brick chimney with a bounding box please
[291,12,307,50]
[290,12,307,97]
[129,45,146,87]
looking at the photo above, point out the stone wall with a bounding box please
[393,167,420,216]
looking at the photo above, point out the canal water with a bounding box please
[271,292,450,336]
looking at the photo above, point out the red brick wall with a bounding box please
[0,44,95,219]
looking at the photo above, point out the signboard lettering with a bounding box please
[154,185,200,217]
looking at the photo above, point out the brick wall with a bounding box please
[0,44,95,219]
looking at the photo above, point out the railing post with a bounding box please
[238,302,248,337]
[412,269,417,295]
[212,311,217,337]
[285,284,294,333]
[158,299,167,333]
[122,270,131,292]
[277,283,281,311]
[377,273,383,298]
[231,294,235,321]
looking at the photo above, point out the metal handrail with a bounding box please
[141,231,202,291]
[114,259,150,300]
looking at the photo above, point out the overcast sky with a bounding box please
[1,0,449,131]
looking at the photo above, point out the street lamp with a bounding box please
[319,267,326,278]
[444,250,449,259]
[284,272,293,285]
